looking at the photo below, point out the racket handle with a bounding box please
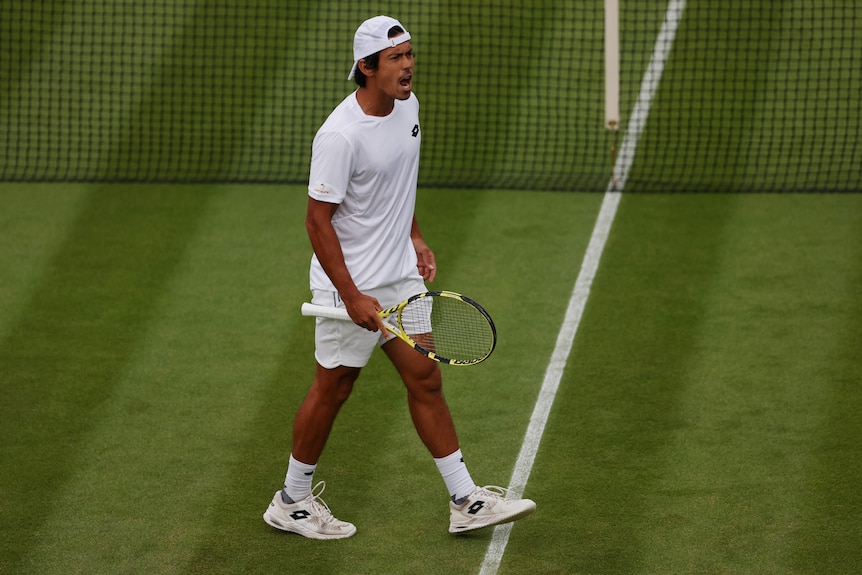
[300,302,352,321]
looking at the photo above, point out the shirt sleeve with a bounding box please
[308,130,352,204]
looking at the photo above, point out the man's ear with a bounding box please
[358,59,374,76]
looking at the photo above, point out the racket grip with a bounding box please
[300,302,352,320]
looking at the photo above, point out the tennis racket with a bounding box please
[300,291,497,366]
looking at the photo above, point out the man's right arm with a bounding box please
[305,197,387,334]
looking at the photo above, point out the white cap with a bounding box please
[347,15,411,80]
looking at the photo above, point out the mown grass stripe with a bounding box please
[0,186,215,573]
[491,195,738,574]
[635,195,862,573]
[16,186,306,574]
[0,185,89,342]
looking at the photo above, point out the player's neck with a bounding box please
[355,86,395,117]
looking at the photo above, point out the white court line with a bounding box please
[478,2,687,573]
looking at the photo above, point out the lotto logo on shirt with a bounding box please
[313,182,334,195]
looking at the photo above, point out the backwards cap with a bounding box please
[347,15,411,80]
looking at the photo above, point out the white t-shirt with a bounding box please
[308,91,422,292]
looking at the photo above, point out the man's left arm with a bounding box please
[411,215,437,283]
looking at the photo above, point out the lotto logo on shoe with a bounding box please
[467,501,485,515]
[290,510,311,521]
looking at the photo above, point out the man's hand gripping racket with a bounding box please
[301,291,497,366]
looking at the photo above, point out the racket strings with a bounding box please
[400,296,495,363]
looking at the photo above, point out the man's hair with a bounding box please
[353,25,406,87]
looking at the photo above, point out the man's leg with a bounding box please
[284,363,361,501]
[383,339,458,457]
[263,363,361,540]
[383,339,477,502]
[383,339,537,533]
[291,363,360,466]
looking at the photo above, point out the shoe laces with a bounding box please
[476,485,511,500]
[306,481,338,523]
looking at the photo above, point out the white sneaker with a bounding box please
[449,485,536,533]
[263,481,356,540]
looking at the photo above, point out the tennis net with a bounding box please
[1,1,859,192]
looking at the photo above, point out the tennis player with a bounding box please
[263,15,536,540]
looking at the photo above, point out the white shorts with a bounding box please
[312,277,427,369]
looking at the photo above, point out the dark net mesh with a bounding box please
[1,1,859,191]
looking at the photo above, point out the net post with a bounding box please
[605,0,621,189]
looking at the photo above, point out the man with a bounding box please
[263,15,536,540]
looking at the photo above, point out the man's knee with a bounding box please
[403,361,442,395]
[313,364,361,404]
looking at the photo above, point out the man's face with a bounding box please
[372,39,414,100]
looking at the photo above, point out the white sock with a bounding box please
[434,449,477,504]
[283,454,316,502]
